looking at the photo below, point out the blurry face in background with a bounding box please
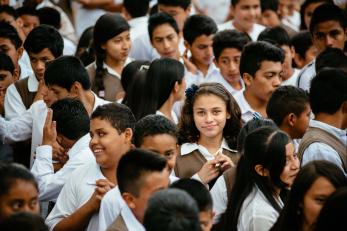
[158,4,191,32]
[303,2,325,30]
[151,23,180,59]
[232,0,261,33]
[187,34,214,68]
[20,14,39,36]
[215,47,242,86]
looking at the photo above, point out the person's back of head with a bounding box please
[23,24,63,57]
[171,178,212,212]
[313,187,347,231]
[44,56,91,91]
[183,14,217,45]
[148,12,179,42]
[133,114,177,147]
[267,85,309,129]
[258,26,290,47]
[121,60,151,96]
[37,7,61,30]
[50,98,90,142]
[239,41,285,78]
[315,47,347,73]
[0,21,22,50]
[144,188,201,231]
[75,26,95,66]
[309,68,347,116]
[0,212,48,231]
[123,0,149,18]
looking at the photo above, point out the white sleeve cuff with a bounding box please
[35,145,53,160]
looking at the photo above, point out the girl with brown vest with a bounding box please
[86,13,132,102]
[175,83,242,188]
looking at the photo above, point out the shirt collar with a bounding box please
[92,92,111,112]
[67,134,91,158]
[180,139,233,156]
[102,58,133,79]
[28,74,39,92]
[235,91,255,115]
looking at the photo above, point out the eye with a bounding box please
[30,199,38,208]
[11,201,23,211]
[212,110,221,115]
[197,111,205,116]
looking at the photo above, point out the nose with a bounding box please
[273,75,282,87]
[89,135,98,147]
[36,60,45,71]
[291,157,300,170]
[205,112,213,123]
[163,39,170,49]
[326,35,334,47]
[229,61,237,72]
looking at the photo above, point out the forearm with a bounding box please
[53,201,95,231]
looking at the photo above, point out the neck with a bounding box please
[192,58,210,76]
[279,125,295,140]
[159,96,175,122]
[105,56,125,74]
[198,133,223,154]
[243,90,268,118]
[79,90,96,115]
[315,112,343,129]
[232,20,252,34]
[101,167,117,185]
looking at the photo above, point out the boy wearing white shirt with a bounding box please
[218,0,265,41]
[182,14,219,87]
[234,41,284,123]
[212,29,250,95]
[106,149,170,231]
[31,98,95,202]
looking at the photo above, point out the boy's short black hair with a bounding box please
[0,22,22,49]
[44,56,91,91]
[240,41,285,77]
[258,26,290,47]
[171,178,212,212]
[213,29,251,60]
[50,98,90,141]
[148,12,179,42]
[24,25,63,57]
[0,5,18,19]
[309,3,347,35]
[290,30,313,60]
[0,212,48,231]
[144,188,201,231]
[260,0,278,13]
[91,103,136,134]
[16,6,38,17]
[183,14,217,45]
[123,0,150,18]
[0,52,15,74]
[133,114,177,147]
[315,47,347,73]
[157,0,191,10]
[310,68,347,115]
[37,7,61,30]
[267,86,309,126]
[117,148,167,196]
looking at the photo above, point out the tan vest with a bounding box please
[298,127,347,172]
[223,167,237,199]
[14,77,36,109]
[86,63,124,102]
[174,149,240,188]
[106,215,128,231]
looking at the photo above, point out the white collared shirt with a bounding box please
[237,186,283,231]
[18,50,33,80]
[185,62,222,88]
[156,110,179,124]
[218,20,266,41]
[63,37,77,55]
[119,204,146,231]
[46,161,106,231]
[281,68,301,86]
[102,58,133,79]
[31,134,95,202]
[233,91,262,123]
[296,59,316,91]
[301,120,347,174]
[211,72,245,95]
[210,174,228,224]
[128,16,148,44]
[4,73,38,119]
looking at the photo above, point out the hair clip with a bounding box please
[185,84,199,100]
[139,65,149,71]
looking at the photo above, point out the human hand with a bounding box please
[87,179,115,212]
[42,109,57,146]
[198,159,221,184]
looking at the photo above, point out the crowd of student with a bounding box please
[0,0,346,230]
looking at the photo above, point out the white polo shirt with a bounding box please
[185,62,222,88]
[233,91,263,123]
[296,60,316,91]
[218,21,265,41]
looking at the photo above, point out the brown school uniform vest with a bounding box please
[86,63,124,102]
[106,215,128,231]
[298,127,347,173]
[12,77,35,168]
[223,167,237,199]
[174,149,240,188]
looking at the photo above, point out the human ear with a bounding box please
[242,73,253,87]
[254,164,269,177]
[122,192,136,209]
[123,128,133,143]
[17,47,24,60]
[287,113,297,127]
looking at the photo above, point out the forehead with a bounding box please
[158,4,186,13]
[234,0,260,7]
[194,93,226,108]
[313,20,345,33]
[0,12,15,21]
[141,134,177,147]
[152,23,177,38]
[192,34,214,45]
[257,60,283,72]
[0,37,16,48]
[29,48,55,58]
[219,48,241,58]
[21,14,39,21]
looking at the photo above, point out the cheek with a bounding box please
[303,197,322,224]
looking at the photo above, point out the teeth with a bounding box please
[93,149,103,153]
